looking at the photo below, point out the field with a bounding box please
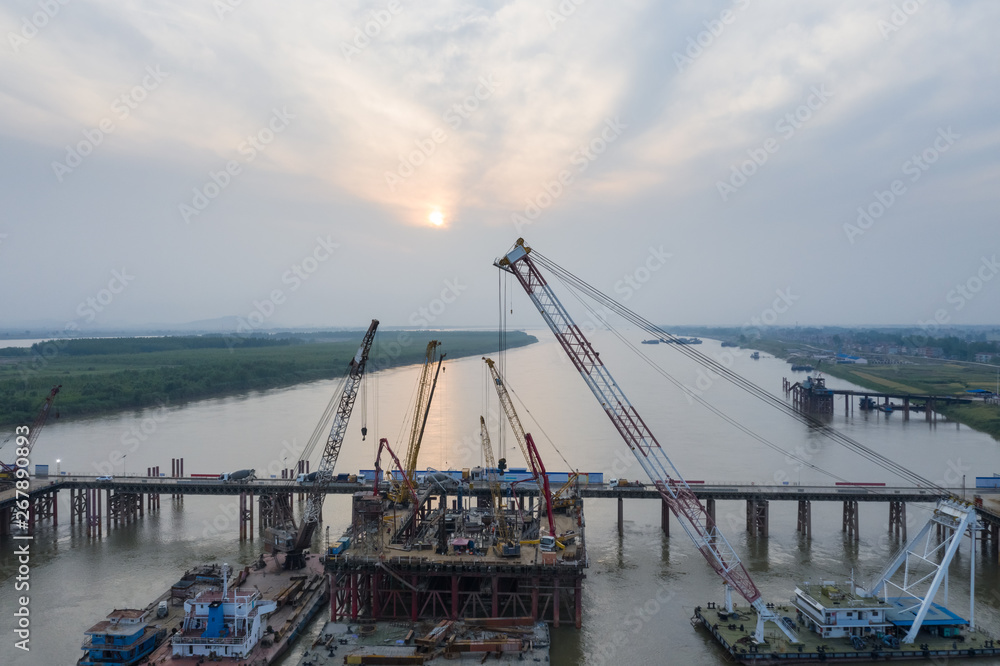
[0,330,536,427]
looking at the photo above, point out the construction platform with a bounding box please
[292,618,550,664]
[693,600,1000,664]
[326,489,587,628]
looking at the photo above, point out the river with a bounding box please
[1,334,998,665]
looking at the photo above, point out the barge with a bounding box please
[693,580,1000,664]
[80,559,327,665]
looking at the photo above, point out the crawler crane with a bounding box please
[265,320,378,569]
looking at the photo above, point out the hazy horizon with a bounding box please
[3,2,998,332]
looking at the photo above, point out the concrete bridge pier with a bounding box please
[705,498,716,526]
[843,500,859,542]
[86,488,102,537]
[796,500,812,538]
[617,496,624,535]
[660,498,670,536]
[746,499,769,537]
[239,491,254,541]
[889,501,906,540]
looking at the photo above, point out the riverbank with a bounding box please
[747,339,1000,441]
[0,330,536,427]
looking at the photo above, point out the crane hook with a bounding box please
[361,426,367,441]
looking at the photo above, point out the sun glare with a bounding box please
[428,210,445,227]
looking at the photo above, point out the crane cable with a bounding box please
[530,250,946,494]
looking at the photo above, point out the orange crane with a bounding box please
[389,341,444,504]
[482,358,556,537]
[265,321,378,569]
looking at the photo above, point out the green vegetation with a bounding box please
[739,337,1000,441]
[0,331,536,427]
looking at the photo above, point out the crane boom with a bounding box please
[480,416,520,557]
[2,385,61,482]
[483,357,556,536]
[374,437,415,502]
[392,341,444,503]
[269,319,378,568]
[496,239,795,643]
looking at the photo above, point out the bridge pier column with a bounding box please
[845,394,850,416]
[660,498,670,536]
[617,496,624,536]
[797,500,811,538]
[889,501,906,540]
[746,499,768,537]
[705,499,716,526]
[904,398,910,420]
[842,500,859,542]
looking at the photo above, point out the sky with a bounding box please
[1,0,998,334]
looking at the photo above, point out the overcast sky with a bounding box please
[1,1,997,333]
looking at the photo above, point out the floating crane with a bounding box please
[482,357,556,537]
[479,416,520,558]
[390,341,445,504]
[496,239,797,643]
[1,385,61,484]
[266,320,378,569]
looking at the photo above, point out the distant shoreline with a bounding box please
[0,330,537,428]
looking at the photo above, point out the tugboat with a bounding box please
[79,609,166,666]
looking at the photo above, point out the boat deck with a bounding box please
[694,603,1000,664]
[287,619,550,665]
[145,555,327,665]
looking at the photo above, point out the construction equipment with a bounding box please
[482,358,556,536]
[551,472,579,511]
[390,341,444,504]
[479,416,520,558]
[265,320,378,569]
[373,437,415,502]
[496,239,796,643]
[1,385,61,483]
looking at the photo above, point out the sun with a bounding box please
[428,210,445,227]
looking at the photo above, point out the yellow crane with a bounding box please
[389,341,444,504]
[551,472,580,510]
[479,416,521,558]
[482,357,557,536]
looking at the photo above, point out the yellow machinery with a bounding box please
[480,416,520,557]
[389,341,444,504]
